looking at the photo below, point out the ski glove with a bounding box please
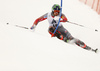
[30,25,36,30]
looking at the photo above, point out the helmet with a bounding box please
[52,4,61,11]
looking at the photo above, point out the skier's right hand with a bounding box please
[30,25,36,32]
[30,25,36,30]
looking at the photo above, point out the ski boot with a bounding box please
[83,46,98,53]
[75,40,98,53]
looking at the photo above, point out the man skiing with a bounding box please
[30,4,98,53]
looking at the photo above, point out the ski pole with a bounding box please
[67,21,84,27]
[6,23,50,38]
[67,21,98,32]
[7,23,29,29]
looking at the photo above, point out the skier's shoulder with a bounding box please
[39,12,48,19]
[38,12,51,19]
[47,12,52,16]
[61,13,66,16]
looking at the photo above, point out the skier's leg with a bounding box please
[57,26,94,51]
[48,26,98,52]
[70,38,98,52]
[74,39,91,50]
[48,26,63,40]
[57,25,73,42]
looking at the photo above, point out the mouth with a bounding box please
[54,12,59,16]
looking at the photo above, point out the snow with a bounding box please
[0,0,100,71]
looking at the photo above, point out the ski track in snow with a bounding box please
[0,0,100,71]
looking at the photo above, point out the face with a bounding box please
[53,10,60,16]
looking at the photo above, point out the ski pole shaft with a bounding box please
[7,23,29,29]
[67,21,98,32]
[67,21,84,27]
[15,25,29,29]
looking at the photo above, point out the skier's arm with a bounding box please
[30,13,47,29]
[60,13,68,22]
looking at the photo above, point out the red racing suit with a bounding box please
[32,12,68,26]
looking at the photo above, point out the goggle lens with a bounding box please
[54,10,60,13]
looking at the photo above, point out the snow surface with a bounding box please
[0,0,100,71]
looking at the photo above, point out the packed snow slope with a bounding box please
[0,0,100,71]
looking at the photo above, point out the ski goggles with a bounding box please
[54,10,60,13]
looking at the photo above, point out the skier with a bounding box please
[30,4,98,53]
